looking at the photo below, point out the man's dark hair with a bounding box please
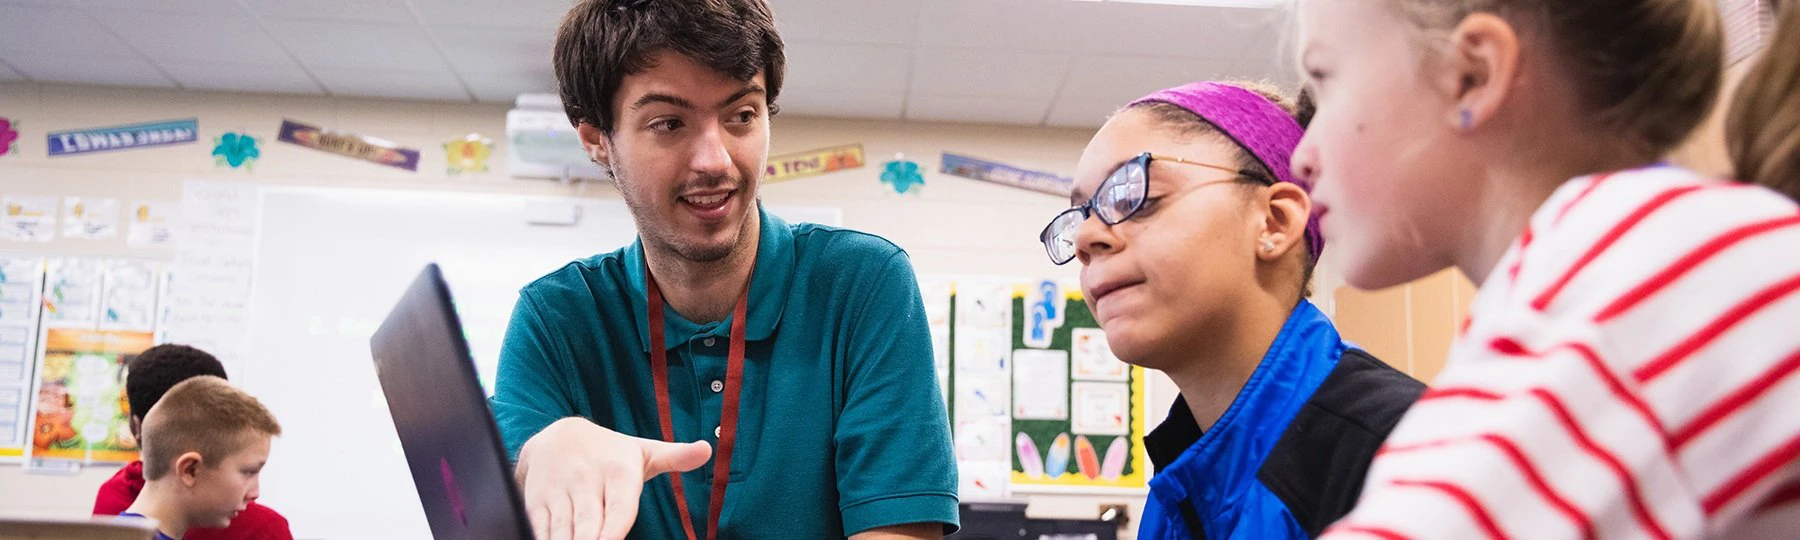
[554,0,786,134]
[126,344,227,420]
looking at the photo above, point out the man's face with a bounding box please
[585,50,772,263]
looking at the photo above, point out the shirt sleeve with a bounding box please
[833,251,960,536]
[490,289,581,462]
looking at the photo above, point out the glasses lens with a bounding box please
[1095,159,1147,223]
[1043,209,1084,264]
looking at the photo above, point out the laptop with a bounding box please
[370,264,533,540]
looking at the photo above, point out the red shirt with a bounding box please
[94,461,293,540]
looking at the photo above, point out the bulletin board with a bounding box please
[930,277,1149,499]
[0,254,164,463]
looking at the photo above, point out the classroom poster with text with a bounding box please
[29,329,153,463]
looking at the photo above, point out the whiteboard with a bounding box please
[237,187,838,540]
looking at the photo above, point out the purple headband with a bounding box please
[1128,81,1323,260]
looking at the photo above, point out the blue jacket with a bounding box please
[1139,301,1423,539]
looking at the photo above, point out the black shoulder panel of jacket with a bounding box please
[1257,348,1425,537]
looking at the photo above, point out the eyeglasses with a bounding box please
[1038,152,1271,265]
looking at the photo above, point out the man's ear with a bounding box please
[576,122,612,167]
[176,452,205,488]
[1258,183,1313,262]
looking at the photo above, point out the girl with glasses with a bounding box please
[1042,81,1424,539]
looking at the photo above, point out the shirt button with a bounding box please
[711,380,724,393]
[714,426,722,438]
[703,337,716,347]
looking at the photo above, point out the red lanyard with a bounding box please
[646,271,748,540]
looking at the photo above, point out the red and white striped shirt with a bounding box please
[1323,165,1800,539]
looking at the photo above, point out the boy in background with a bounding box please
[120,376,281,540]
[95,345,291,540]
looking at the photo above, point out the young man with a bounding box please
[95,344,292,540]
[119,376,282,540]
[491,1,957,539]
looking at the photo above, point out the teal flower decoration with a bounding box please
[881,158,924,194]
[213,132,260,170]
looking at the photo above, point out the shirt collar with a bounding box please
[629,204,794,352]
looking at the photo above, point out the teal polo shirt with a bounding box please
[491,207,959,538]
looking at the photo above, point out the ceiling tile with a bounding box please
[239,0,414,23]
[904,94,1051,126]
[0,60,23,81]
[312,66,470,101]
[1080,4,1276,59]
[0,5,135,56]
[433,25,553,77]
[782,42,910,92]
[1043,99,1118,129]
[463,74,550,103]
[266,20,447,70]
[777,88,903,120]
[409,0,572,29]
[77,0,245,15]
[160,62,322,94]
[767,0,919,45]
[910,49,1067,99]
[915,0,1093,53]
[90,11,294,64]
[1055,54,1241,104]
[4,53,174,88]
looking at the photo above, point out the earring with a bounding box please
[1261,240,1275,252]
[1458,107,1473,131]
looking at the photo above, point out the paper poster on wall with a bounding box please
[958,461,1010,501]
[0,117,18,158]
[159,181,261,371]
[47,119,197,157]
[100,260,161,332]
[1023,279,1066,349]
[1071,382,1130,436]
[765,143,864,183]
[27,328,152,463]
[954,280,1012,329]
[954,329,1010,375]
[445,133,495,175]
[954,416,1011,462]
[1012,349,1069,420]
[940,152,1074,196]
[278,119,421,171]
[955,375,1010,419]
[1072,328,1129,382]
[126,200,178,248]
[2,196,57,243]
[919,277,952,405]
[44,258,103,327]
[62,197,120,240]
[0,255,44,458]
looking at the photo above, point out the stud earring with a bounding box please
[1261,240,1275,252]
[1459,107,1473,131]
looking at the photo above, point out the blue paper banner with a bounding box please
[47,119,198,157]
[940,152,1072,196]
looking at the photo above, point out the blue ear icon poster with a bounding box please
[881,158,924,194]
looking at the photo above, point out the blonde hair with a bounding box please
[1387,0,1724,159]
[140,376,281,480]
[1728,2,1800,200]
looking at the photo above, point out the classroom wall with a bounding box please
[0,82,1184,537]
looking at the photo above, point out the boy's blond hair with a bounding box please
[140,376,281,480]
